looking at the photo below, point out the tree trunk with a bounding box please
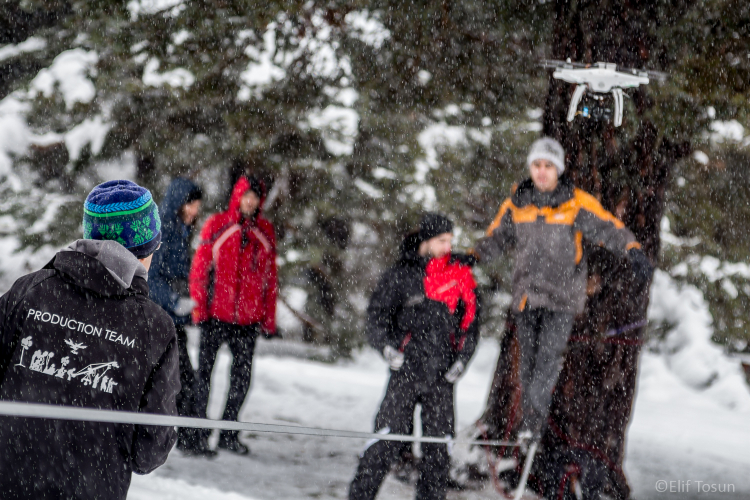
[476,1,689,498]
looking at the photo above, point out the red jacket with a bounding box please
[424,254,477,332]
[189,177,277,332]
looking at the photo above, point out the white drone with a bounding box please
[541,60,667,127]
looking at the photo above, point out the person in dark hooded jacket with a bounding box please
[148,177,205,455]
[0,180,179,500]
[348,213,480,500]
[189,175,278,455]
[149,177,202,324]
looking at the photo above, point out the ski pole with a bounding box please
[513,441,539,500]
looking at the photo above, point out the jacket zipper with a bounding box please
[234,229,243,322]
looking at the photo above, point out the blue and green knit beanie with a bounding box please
[82,180,162,258]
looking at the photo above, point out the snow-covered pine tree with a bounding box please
[1,1,750,360]
[0,1,551,353]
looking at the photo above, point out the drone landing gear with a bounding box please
[512,441,539,500]
[567,84,587,122]
[612,88,623,127]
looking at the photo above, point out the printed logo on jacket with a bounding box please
[13,308,135,394]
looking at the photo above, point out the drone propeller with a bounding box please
[540,59,591,70]
[541,59,668,82]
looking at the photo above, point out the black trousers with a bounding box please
[349,370,455,500]
[175,324,199,446]
[193,319,258,441]
[515,308,574,436]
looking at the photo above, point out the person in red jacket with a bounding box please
[189,175,278,455]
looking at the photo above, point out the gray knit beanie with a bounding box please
[527,137,565,175]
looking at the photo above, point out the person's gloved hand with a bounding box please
[444,360,465,383]
[174,297,197,317]
[449,252,479,267]
[262,329,281,340]
[628,248,653,284]
[383,345,405,371]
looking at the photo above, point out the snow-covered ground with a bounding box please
[128,326,750,500]
[626,352,750,500]
[129,336,500,500]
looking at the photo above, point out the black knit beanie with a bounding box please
[247,175,265,199]
[418,212,453,242]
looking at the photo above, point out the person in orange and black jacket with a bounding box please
[349,213,480,500]
[189,175,278,456]
[474,137,653,442]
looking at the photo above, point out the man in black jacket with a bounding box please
[349,213,480,500]
[0,180,179,500]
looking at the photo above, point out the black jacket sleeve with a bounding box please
[130,314,179,475]
[366,267,403,355]
[456,289,481,367]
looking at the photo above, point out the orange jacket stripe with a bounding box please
[574,231,583,264]
[518,293,528,312]
[486,198,515,236]
[573,189,625,229]
[489,189,627,229]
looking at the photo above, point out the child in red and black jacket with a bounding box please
[349,213,480,500]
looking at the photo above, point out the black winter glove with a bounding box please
[628,248,653,284]
[449,252,479,267]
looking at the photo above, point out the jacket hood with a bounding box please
[228,176,266,223]
[398,231,429,268]
[160,177,201,226]
[398,231,421,263]
[58,239,149,294]
[512,173,574,208]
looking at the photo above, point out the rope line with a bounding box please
[0,401,520,448]
[603,319,647,337]
[568,319,647,344]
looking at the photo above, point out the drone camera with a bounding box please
[577,95,614,122]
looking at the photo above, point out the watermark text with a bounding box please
[655,480,735,494]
